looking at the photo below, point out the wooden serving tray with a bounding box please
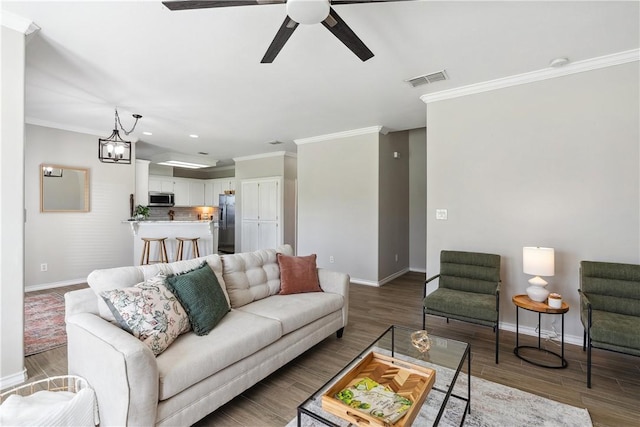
[321,352,436,427]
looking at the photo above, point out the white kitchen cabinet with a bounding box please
[240,177,281,252]
[149,175,175,193]
[189,180,205,206]
[205,178,236,206]
[173,179,190,206]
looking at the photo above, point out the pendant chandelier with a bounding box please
[98,108,142,164]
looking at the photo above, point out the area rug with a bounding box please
[289,350,592,427]
[24,293,66,356]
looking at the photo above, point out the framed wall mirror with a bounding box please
[40,164,90,212]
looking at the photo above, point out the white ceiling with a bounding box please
[3,1,639,167]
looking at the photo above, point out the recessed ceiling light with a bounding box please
[142,131,153,136]
[156,160,209,169]
[189,134,199,138]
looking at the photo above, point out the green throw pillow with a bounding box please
[166,263,230,336]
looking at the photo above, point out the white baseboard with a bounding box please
[350,278,380,287]
[25,278,85,293]
[0,368,27,391]
[351,268,411,287]
[500,321,583,347]
[410,267,427,274]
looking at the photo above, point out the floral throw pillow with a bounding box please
[100,274,191,356]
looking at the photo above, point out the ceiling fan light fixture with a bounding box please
[286,0,330,25]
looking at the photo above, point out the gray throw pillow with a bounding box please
[166,263,230,336]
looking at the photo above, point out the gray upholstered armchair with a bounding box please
[579,260,640,388]
[423,250,501,363]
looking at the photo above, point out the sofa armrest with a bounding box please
[65,288,100,319]
[66,313,159,427]
[578,289,593,329]
[318,268,350,328]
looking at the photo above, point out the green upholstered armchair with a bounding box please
[423,250,501,363]
[579,261,640,388]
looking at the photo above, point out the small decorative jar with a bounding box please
[411,330,432,353]
[548,293,563,309]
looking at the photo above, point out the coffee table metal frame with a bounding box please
[513,294,569,369]
[297,325,470,427]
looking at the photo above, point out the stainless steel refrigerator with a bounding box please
[218,194,235,254]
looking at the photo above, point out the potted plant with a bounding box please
[133,204,150,221]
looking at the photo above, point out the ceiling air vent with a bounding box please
[405,70,448,88]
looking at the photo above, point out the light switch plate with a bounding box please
[436,209,448,220]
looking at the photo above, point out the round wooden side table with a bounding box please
[512,294,569,369]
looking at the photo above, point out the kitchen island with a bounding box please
[126,220,218,265]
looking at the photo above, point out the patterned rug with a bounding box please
[24,293,67,356]
[290,350,592,427]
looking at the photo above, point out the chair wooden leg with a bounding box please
[583,330,586,351]
[336,327,344,339]
[161,240,169,263]
[193,239,200,258]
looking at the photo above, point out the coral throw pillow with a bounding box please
[277,253,322,295]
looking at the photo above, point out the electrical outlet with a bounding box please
[436,209,448,220]
[329,256,335,263]
[40,263,48,272]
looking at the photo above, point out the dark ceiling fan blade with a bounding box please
[261,16,299,63]
[321,7,373,61]
[162,1,284,11]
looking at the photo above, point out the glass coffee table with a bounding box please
[297,325,470,427]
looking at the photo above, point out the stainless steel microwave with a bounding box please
[148,192,174,207]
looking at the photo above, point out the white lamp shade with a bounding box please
[523,247,555,277]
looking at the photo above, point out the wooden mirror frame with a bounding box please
[40,164,90,212]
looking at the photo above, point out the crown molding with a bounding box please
[25,117,104,138]
[421,49,640,104]
[294,126,389,145]
[2,10,39,35]
[233,150,294,162]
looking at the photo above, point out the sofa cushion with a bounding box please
[156,310,282,400]
[100,274,191,356]
[277,253,322,295]
[87,254,226,322]
[237,293,344,335]
[166,263,230,336]
[222,245,293,308]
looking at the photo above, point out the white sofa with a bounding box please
[64,245,349,426]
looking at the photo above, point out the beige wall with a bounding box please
[378,131,410,280]
[1,25,26,388]
[24,125,135,289]
[297,131,380,283]
[425,62,640,342]
[409,128,427,272]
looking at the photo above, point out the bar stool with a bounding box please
[175,237,201,261]
[140,237,169,265]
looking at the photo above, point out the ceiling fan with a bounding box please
[162,0,411,63]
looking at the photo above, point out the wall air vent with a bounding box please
[405,70,448,88]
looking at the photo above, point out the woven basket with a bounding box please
[0,375,98,426]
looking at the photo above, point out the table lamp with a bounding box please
[523,247,555,302]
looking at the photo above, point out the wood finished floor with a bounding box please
[19,273,640,426]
